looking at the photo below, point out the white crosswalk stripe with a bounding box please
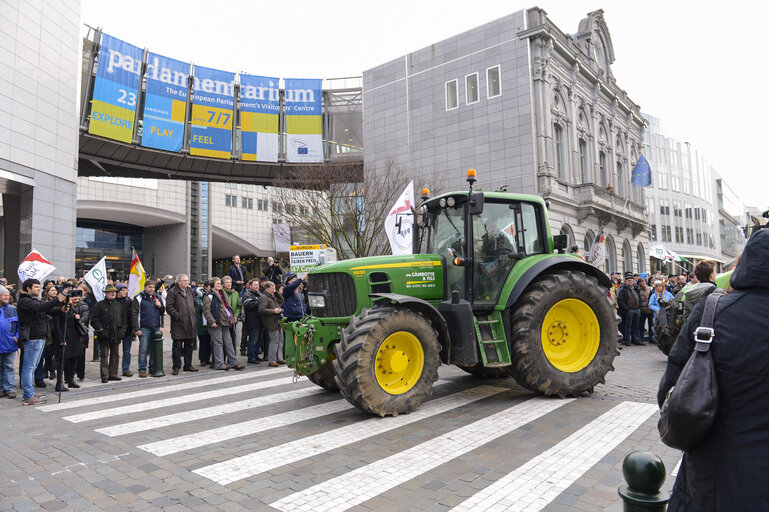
[135,380,449,455]
[62,374,303,423]
[37,367,292,412]
[268,397,573,512]
[449,401,658,512]
[192,385,509,485]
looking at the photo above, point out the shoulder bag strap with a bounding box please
[694,293,721,353]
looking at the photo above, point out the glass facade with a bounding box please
[76,220,143,280]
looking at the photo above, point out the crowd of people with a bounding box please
[0,255,307,406]
[608,260,718,347]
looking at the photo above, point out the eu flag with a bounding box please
[631,154,652,187]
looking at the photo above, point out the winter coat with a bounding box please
[679,281,716,322]
[165,284,197,340]
[658,228,769,511]
[226,264,248,293]
[282,279,306,321]
[223,288,242,320]
[637,286,652,315]
[241,289,263,331]
[131,292,165,330]
[262,262,284,284]
[0,303,19,354]
[616,284,640,315]
[117,296,133,337]
[648,289,674,315]
[202,290,233,328]
[258,291,284,332]
[53,302,90,359]
[16,291,62,341]
[91,298,127,344]
[195,289,207,336]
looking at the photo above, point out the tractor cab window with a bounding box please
[472,201,544,303]
[426,200,466,299]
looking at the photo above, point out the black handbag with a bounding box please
[658,293,721,451]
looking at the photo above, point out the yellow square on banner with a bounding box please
[171,99,186,123]
[242,112,278,134]
[191,104,233,129]
[89,100,136,143]
[190,147,232,159]
[286,115,322,135]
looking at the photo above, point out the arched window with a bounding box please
[637,242,646,274]
[622,239,633,274]
[554,124,564,179]
[579,139,588,183]
[605,235,617,275]
[559,224,575,249]
[584,230,595,254]
[599,151,607,186]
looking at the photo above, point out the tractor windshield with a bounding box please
[426,200,466,298]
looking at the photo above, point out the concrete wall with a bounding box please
[0,0,81,281]
[143,222,190,280]
[363,11,536,193]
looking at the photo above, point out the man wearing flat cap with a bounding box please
[90,284,128,383]
[616,271,642,346]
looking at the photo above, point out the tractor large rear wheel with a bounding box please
[509,271,618,397]
[333,305,441,417]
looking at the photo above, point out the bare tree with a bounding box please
[273,160,414,260]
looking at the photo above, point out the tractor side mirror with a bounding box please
[553,234,568,253]
[468,192,484,215]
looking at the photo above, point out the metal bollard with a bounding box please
[618,451,669,511]
[151,329,165,377]
[91,335,100,361]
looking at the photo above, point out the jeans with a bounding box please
[122,334,133,372]
[21,339,46,400]
[0,351,15,393]
[246,327,263,361]
[640,312,654,342]
[138,327,160,372]
[622,309,641,345]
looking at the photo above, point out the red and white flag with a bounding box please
[17,249,56,283]
[385,181,415,255]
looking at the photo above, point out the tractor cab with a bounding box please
[416,170,563,308]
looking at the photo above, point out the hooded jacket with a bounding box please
[659,228,769,511]
[0,303,19,353]
[282,279,306,321]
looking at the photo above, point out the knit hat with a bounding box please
[0,286,8,295]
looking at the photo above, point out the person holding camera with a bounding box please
[282,273,306,322]
[91,284,128,383]
[262,257,284,285]
[258,280,285,367]
[17,278,66,405]
[53,292,90,390]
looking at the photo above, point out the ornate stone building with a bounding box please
[363,7,650,274]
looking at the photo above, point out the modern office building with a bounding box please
[0,0,81,277]
[363,8,650,275]
[642,113,746,273]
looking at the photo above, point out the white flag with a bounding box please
[17,249,56,283]
[588,231,605,267]
[384,181,415,255]
[83,256,108,302]
[666,248,683,262]
[649,244,667,261]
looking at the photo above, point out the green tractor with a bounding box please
[284,170,619,416]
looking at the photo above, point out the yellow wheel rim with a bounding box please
[375,331,424,395]
[541,299,600,373]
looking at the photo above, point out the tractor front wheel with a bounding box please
[509,270,618,397]
[333,306,441,417]
[306,358,339,391]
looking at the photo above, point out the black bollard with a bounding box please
[151,329,165,377]
[91,334,100,361]
[618,451,669,511]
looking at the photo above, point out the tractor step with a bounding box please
[472,311,511,367]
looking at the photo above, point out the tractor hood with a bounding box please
[309,253,444,275]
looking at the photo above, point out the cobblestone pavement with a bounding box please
[0,341,683,512]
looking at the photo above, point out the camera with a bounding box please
[55,283,82,297]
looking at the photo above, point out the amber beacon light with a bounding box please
[466,168,477,184]
[421,188,430,200]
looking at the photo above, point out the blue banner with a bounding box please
[285,78,323,162]
[89,34,143,143]
[239,74,279,162]
[190,65,235,159]
[141,53,189,152]
[631,154,652,187]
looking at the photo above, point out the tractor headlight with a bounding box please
[308,294,326,308]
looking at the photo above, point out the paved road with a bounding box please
[0,344,682,511]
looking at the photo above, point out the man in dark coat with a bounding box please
[115,283,134,377]
[165,274,198,374]
[658,228,769,511]
[262,257,284,285]
[258,281,284,367]
[241,278,263,363]
[226,255,248,293]
[53,293,90,390]
[616,272,642,346]
[91,284,128,383]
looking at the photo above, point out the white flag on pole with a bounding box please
[384,181,415,255]
[17,249,56,283]
[83,256,108,302]
[588,231,606,267]
[649,244,667,261]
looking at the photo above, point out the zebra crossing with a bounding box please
[36,366,660,511]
